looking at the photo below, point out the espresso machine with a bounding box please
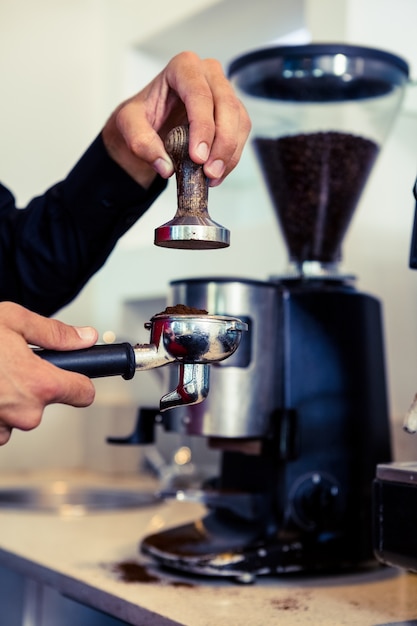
[373,186,417,571]
[139,44,410,581]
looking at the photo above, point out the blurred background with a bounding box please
[0,0,416,474]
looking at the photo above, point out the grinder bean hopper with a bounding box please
[140,44,409,581]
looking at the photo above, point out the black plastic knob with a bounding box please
[290,473,342,532]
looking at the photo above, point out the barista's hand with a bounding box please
[0,302,98,445]
[102,50,251,189]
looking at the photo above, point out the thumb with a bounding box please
[0,302,98,350]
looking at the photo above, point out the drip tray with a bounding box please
[0,483,161,515]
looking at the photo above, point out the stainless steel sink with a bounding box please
[0,483,161,515]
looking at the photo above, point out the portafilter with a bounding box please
[34,313,247,411]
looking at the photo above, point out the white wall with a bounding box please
[1,0,417,470]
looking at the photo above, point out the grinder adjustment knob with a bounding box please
[290,472,342,532]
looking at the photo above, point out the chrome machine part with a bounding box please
[0,484,160,514]
[165,277,278,438]
[159,363,209,412]
[146,314,247,365]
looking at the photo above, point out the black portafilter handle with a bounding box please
[34,343,137,380]
[410,178,417,269]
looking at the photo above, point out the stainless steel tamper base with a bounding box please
[154,217,230,250]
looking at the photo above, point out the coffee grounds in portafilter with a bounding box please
[253,132,379,264]
[155,304,208,316]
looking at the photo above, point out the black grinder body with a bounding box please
[217,278,392,571]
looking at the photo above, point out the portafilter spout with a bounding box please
[154,125,230,249]
[34,314,247,411]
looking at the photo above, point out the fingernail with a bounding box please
[196,142,209,161]
[153,157,173,178]
[76,326,97,341]
[206,159,225,179]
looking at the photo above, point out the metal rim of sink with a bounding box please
[0,483,161,515]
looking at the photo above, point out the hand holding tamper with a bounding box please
[154,125,230,249]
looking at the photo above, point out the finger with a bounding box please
[0,424,12,445]
[205,100,251,187]
[33,358,96,408]
[114,99,175,179]
[166,53,217,161]
[0,302,98,351]
[0,365,95,436]
[199,61,251,183]
[169,56,251,183]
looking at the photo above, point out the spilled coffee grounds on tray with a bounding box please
[253,131,379,264]
[112,560,160,583]
[156,304,208,316]
[110,560,195,587]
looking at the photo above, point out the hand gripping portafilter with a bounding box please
[154,125,230,249]
[34,314,247,411]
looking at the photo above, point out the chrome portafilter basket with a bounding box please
[146,313,247,410]
[35,313,247,411]
[148,314,245,363]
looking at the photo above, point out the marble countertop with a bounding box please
[0,470,417,626]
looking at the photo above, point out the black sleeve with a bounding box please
[0,133,168,316]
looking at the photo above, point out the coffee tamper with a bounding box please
[154,125,230,249]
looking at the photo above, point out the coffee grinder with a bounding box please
[141,44,409,581]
